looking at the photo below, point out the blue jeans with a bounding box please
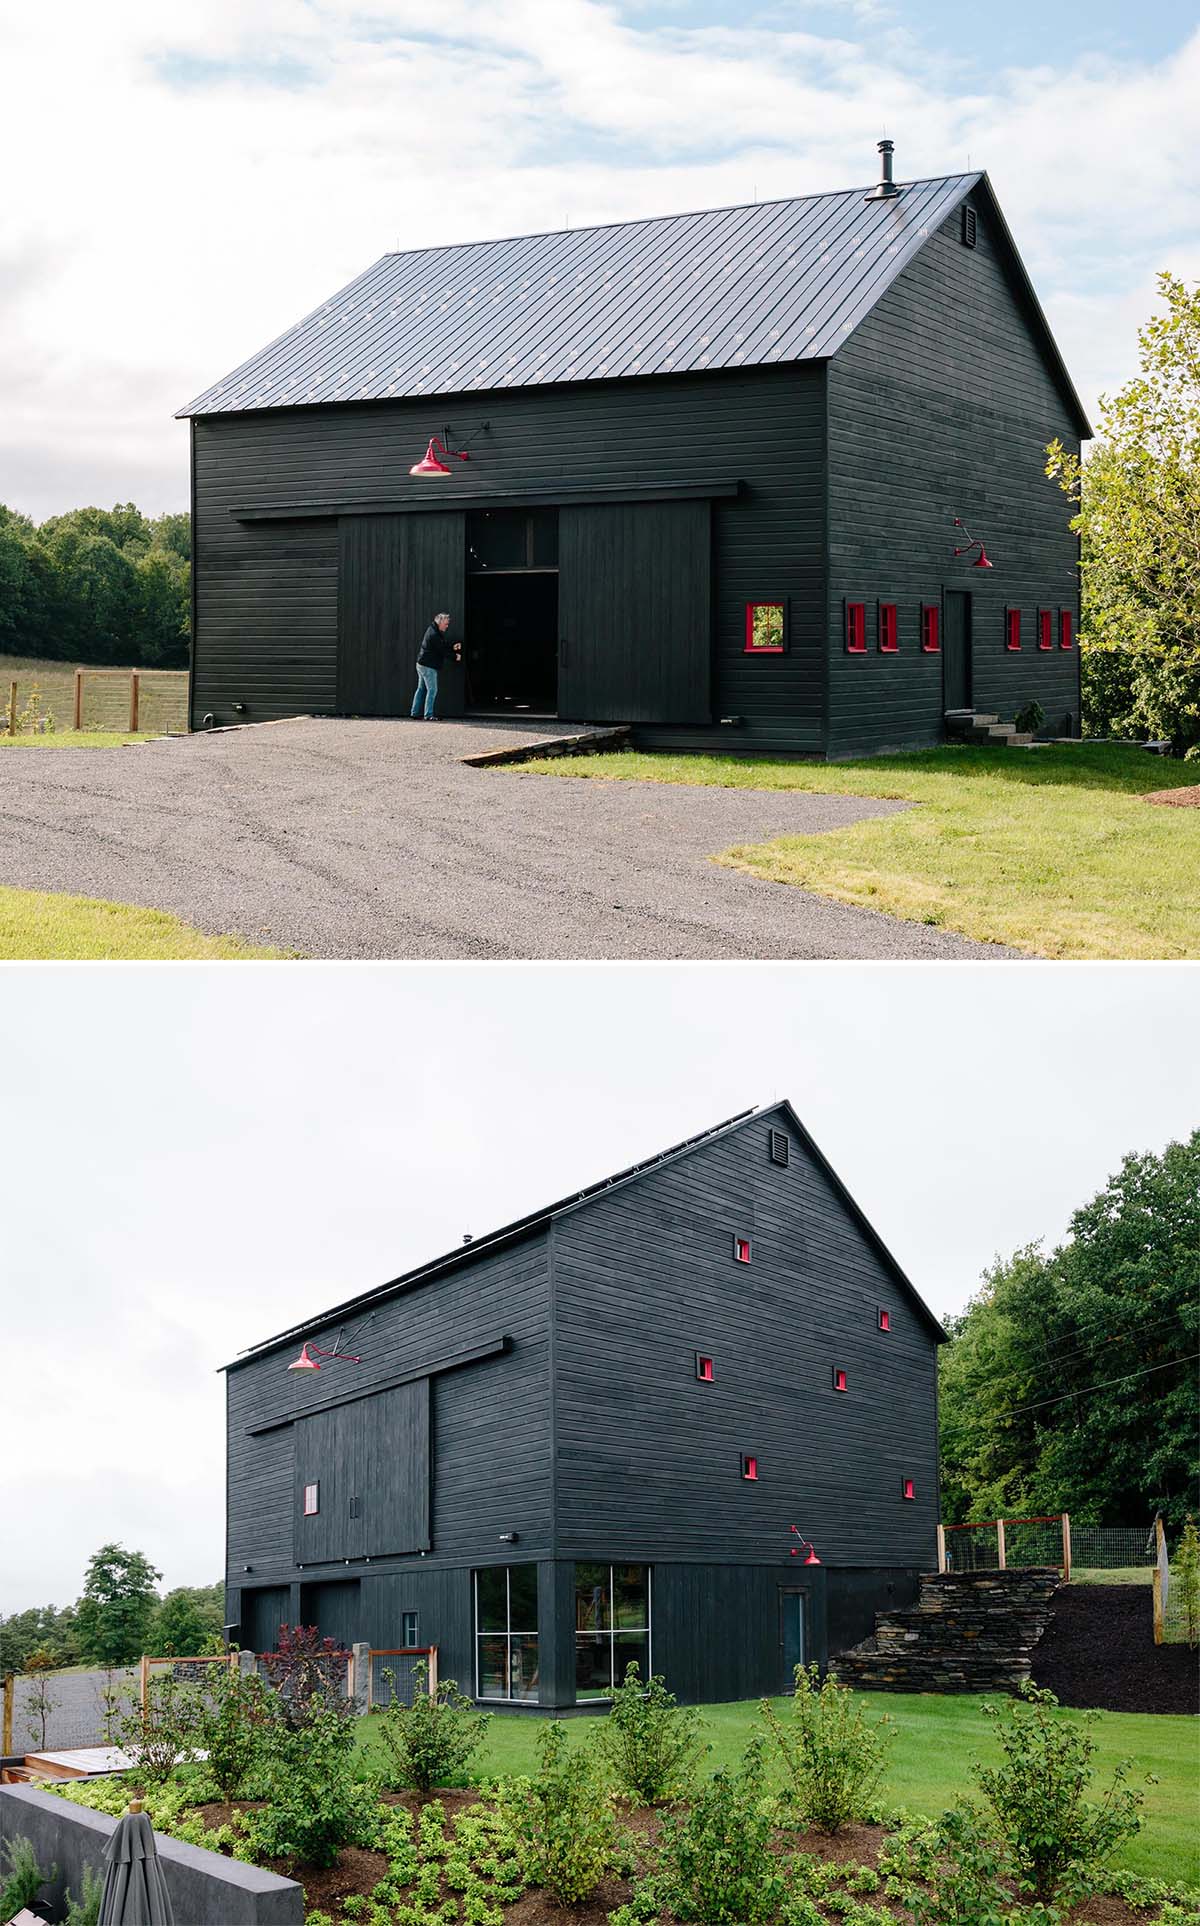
[411,663,438,718]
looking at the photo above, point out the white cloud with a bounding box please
[0,3,1197,516]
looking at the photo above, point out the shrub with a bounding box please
[194,1664,273,1801]
[116,1672,204,1782]
[260,1623,353,1732]
[973,1683,1145,1904]
[1175,1516,1199,1648]
[596,1660,707,1805]
[1014,699,1046,736]
[500,1721,621,1905]
[654,1734,786,1923]
[374,1662,491,1793]
[762,1664,892,1835]
[63,1862,104,1926]
[250,1700,379,1869]
[0,1835,53,1919]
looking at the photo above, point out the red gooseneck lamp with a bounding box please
[286,1312,375,1373]
[789,1525,822,1566]
[409,421,490,477]
[952,517,994,568]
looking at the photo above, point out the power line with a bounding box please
[1004,1309,1188,1377]
[1000,1353,1199,1419]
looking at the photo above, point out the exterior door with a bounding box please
[558,500,712,723]
[943,591,972,711]
[337,512,465,716]
[780,1588,807,1689]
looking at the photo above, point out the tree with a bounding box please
[75,1544,162,1668]
[150,1583,224,1656]
[1047,272,1200,755]
[939,1133,1199,1529]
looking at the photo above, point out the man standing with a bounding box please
[411,611,456,720]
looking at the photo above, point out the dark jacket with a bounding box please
[417,623,449,668]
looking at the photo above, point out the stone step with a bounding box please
[830,1569,1061,1696]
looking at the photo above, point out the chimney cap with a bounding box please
[865,135,902,202]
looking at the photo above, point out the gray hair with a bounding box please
[435,611,451,622]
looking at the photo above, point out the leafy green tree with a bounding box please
[75,1544,162,1667]
[0,500,190,667]
[1047,272,1200,756]
[939,1132,1199,1529]
[150,1583,224,1656]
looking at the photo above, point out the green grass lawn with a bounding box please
[356,1692,1199,1887]
[517,743,1199,959]
[0,730,161,747]
[0,885,285,960]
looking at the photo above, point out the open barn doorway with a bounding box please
[464,508,558,717]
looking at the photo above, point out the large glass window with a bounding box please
[474,1565,539,1701]
[574,1564,651,1699]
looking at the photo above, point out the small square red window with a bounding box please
[696,1353,715,1382]
[303,1481,319,1516]
[902,1477,915,1501]
[1006,608,1022,651]
[741,1453,758,1481]
[1038,609,1053,651]
[833,1367,848,1393]
[920,604,940,653]
[1060,610,1073,650]
[878,603,898,653]
[733,1235,751,1265]
[846,602,866,654]
[877,1308,890,1332]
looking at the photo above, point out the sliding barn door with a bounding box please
[337,512,464,716]
[558,500,712,723]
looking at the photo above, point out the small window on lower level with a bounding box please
[833,1367,848,1393]
[696,1353,715,1382]
[878,1308,891,1332]
[1060,610,1074,650]
[741,1453,759,1481]
[1006,607,1022,651]
[878,602,898,653]
[745,601,786,653]
[902,1477,916,1501]
[846,601,867,654]
[402,1611,419,1647]
[303,1481,319,1516]
[733,1235,752,1264]
[921,604,940,653]
[1038,609,1053,651]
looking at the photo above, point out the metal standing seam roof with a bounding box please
[224,1099,946,1371]
[178,173,983,417]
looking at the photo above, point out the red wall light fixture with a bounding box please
[953,517,993,568]
[286,1313,375,1373]
[790,1525,821,1565]
[409,422,490,477]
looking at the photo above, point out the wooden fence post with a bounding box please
[996,1518,1007,1570]
[140,1653,150,1714]
[427,1645,438,1699]
[74,669,83,732]
[1152,1516,1166,1646]
[129,670,140,734]
[1061,1512,1072,1582]
[2,1673,13,1755]
[936,1524,946,1574]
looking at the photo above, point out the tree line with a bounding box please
[939,1130,1198,1532]
[0,502,189,668]
[0,1545,222,1674]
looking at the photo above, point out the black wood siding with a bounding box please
[338,512,464,715]
[190,366,827,752]
[825,192,1082,754]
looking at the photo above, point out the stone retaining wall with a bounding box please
[831,1568,1062,1693]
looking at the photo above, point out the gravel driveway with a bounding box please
[0,718,1012,959]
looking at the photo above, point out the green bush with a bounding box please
[250,1700,380,1869]
[194,1663,273,1801]
[374,1663,491,1793]
[762,1664,892,1835]
[63,1862,104,1926]
[116,1672,204,1782]
[904,1804,1035,1926]
[0,1835,53,1918]
[1175,1516,1199,1648]
[973,1683,1145,1904]
[654,1734,786,1923]
[1014,699,1046,736]
[500,1721,620,1905]
[596,1660,708,1804]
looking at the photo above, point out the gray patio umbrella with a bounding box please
[97,1800,174,1925]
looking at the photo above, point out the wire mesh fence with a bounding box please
[1071,1524,1157,1577]
[3,1667,139,1754]
[368,1648,438,1710]
[2,665,187,736]
[940,1513,1070,1573]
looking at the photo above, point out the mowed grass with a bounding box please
[518,743,1199,959]
[0,885,286,960]
[0,731,160,748]
[355,1692,1199,1886]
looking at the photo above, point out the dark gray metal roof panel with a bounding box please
[178,174,983,416]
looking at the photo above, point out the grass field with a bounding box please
[354,1692,1199,1886]
[0,652,187,737]
[519,743,1199,959]
[0,885,284,960]
[0,730,159,748]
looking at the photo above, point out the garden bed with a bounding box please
[1032,1587,1200,1715]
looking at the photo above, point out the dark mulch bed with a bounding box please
[1031,1585,1199,1714]
[1143,785,1200,806]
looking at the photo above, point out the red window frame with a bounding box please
[1006,607,1022,651]
[733,1235,752,1265]
[1060,609,1074,650]
[1038,609,1053,651]
[878,602,898,653]
[741,1453,759,1481]
[845,601,867,654]
[303,1481,319,1517]
[744,600,786,654]
[877,1308,890,1332]
[901,1477,915,1501]
[833,1367,848,1393]
[920,604,940,653]
[695,1353,715,1382]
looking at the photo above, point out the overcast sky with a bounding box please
[2,1,1198,520]
[1,961,1196,1612]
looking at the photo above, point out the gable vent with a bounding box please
[769,1129,789,1168]
[961,205,977,249]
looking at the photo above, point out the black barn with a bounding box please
[180,148,1089,758]
[223,1101,945,1707]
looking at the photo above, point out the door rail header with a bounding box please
[230,479,742,521]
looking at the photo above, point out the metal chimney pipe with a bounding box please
[865,137,900,201]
